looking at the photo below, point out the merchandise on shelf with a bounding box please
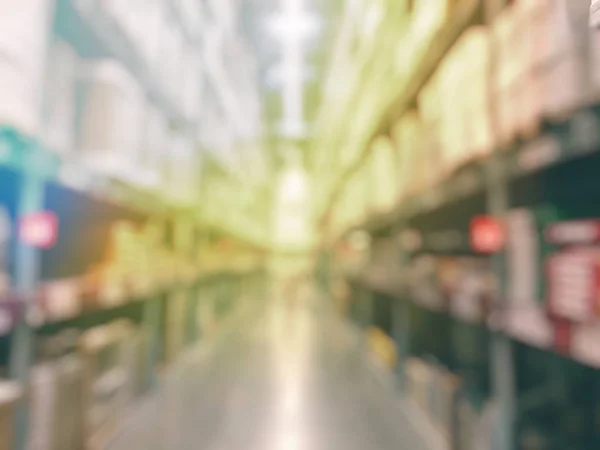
[393,110,423,198]
[157,16,185,101]
[180,45,203,120]
[164,290,188,364]
[439,26,492,168]
[0,0,55,136]
[141,105,169,187]
[367,326,397,370]
[27,330,84,450]
[0,381,22,450]
[100,0,165,68]
[41,38,78,155]
[177,0,204,39]
[79,320,144,447]
[405,357,459,444]
[545,219,600,322]
[78,59,146,178]
[164,130,199,204]
[369,136,398,214]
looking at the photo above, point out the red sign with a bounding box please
[19,211,59,249]
[470,216,505,254]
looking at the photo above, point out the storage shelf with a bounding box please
[352,269,600,370]
[0,266,263,337]
[63,0,193,127]
[319,0,482,226]
[352,105,600,236]
[0,126,170,217]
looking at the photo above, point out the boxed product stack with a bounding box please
[180,46,203,121]
[589,0,600,100]
[495,0,591,142]
[80,320,141,447]
[393,111,424,198]
[41,38,78,155]
[164,131,199,205]
[0,0,55,136]
[101,0,165,69]
[0,381,21,450]
[157,17,185,104]
[177,0,204,41]
[141,105,169,187]
[369,136,398,214]
[78,60,146,178]
[493,5,522,145]
[537,0,590,119]
[405,358,460,445]
[28,330,84,450]
[457,27,493,161]
[164,290,188,364]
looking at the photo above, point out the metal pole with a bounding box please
[9,149,46,450]
[483,1,516,449]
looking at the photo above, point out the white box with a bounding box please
[41,39,78,155]
[0,0,55,135]
[78,60,146,176]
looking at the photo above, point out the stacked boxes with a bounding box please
[27,330,84,450]
[405,358,460,445]
[78,60,146,177]
[386,1,597,209]
[0,0,55,136]
[41,38,78,155]
[0,382,22,450]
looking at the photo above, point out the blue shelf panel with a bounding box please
[0,126,169,217]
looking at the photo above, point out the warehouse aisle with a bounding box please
[106,292,431,450]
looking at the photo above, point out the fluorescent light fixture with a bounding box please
[267,11,321,42]
[278,119,308,139]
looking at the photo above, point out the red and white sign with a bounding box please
[546,249,600,322]
[19,211,58,249]
[470,216,505,254]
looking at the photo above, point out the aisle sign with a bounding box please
[19,211,58,249]
[470,216,505,254]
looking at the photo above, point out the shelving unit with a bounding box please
[0,1,269,450]
[325,0,600,448]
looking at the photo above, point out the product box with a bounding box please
[140,105,168,188]
[101,0,165,66]
[0,381,22,450]
[493,6,519,145]
[157,20,185,102]
[541,0,591,119]
[0,0,55,135]
[177,0,204,40]
[27,364,58,450]
[78,60,146,177]
[405,358,434,413]
[462,27,493,157]
[394,111,424,196]
[370,136,398,214]
[179,45,202,120]
[41,38,78,155]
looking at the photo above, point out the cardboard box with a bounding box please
[78,60,145,177]
[0,0,55,135]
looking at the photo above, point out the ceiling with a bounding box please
[237,0,346,168]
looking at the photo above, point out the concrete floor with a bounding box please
[107,293,432,450]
